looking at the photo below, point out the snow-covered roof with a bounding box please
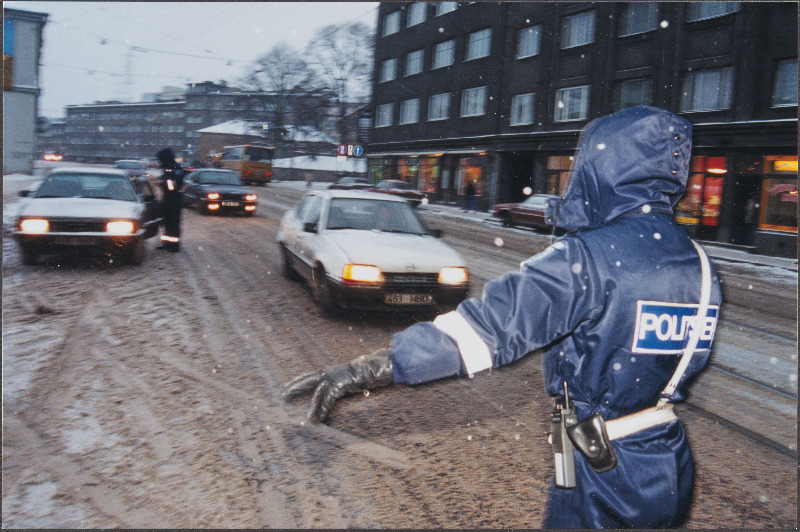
[273,156,366,173]
[198,120,266,137]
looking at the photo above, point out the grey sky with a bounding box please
[5,1,379,118]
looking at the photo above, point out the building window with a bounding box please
[772,59,798,107]
[554,86,589,122]
[615,78,654,110]
[399,98,420,124]
[619,3,658,36]
[382,11,401,37]
[680,67,734,111]
[375,103,393,127]
[379,58,397,82]
[407,2,427,27]
[428,92,450,121]
[435,2,457,17]
[510,93,535,125]
[465,28,492,61]
[516,25,541,59]
[433,39,456,69]
[687,2,740,22]
[460,86,487,117]
[405,49,424,76]
[561,11,595,49]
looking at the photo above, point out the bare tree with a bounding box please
[239,43,315,157]
[305,22,374,144]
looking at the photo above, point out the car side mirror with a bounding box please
[429,228,443,238]
[18,190,30,198]
[303,222,318,233]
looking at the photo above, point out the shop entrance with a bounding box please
[728,176,762,246]
[505,154,535,203]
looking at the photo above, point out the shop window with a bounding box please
[418,157,441,194]
[760,156,798,232]
[546,155,574,195]
[397,157,419,185]
[674,156,726,226]
[368,158,390,183]
[457,156,487,196]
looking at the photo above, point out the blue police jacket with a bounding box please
[390,106,723,423]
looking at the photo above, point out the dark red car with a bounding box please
[492,193,561,231]
[369,180,427,207]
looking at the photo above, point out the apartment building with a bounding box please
[367,2,797,257]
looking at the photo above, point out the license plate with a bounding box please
[54,236,96,245]
[221,201,240,207]
[384,293,433,305]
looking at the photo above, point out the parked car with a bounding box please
[369,180,427,207]
[329,176,371,190]
[13,168,162,265]
[114,159,152,180]
[277,189,470,314]
[182,168,257,215]
[492,193,560,231]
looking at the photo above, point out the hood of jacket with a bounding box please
[547,106,693,231]
[156,147,178,169]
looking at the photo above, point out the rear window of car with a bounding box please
[198,171,242,185]
[116,161,144,170]
[36,173,137,202]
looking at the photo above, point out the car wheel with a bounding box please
[311,266,336,315]
[126,239,145,265]
[20,245,38,266]
[500,212,514,227]
[199,203,209,215]
[280,244,299,281]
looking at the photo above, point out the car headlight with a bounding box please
[439,267,468,285]
[106,221,135,234]
[19,218,49,233]
[207,192,220,200]
[342,264,384,283]
[245,194,257,201]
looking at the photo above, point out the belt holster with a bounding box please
[566,413,618,473]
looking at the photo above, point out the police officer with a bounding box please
[155,147,185,252]
[283,106,723,528]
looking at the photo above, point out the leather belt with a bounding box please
[604,404,677,441]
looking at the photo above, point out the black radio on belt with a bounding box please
[550,381,577,488]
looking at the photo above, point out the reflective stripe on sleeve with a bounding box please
[433,311,492,376]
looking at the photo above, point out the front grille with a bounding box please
[219,193,244,201]
[383,273,439,289]
[49,220,106,232]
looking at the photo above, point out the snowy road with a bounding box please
[2,176,796,528]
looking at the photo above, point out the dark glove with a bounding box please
[281,348,394,423]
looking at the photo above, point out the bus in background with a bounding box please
[214,144,275,186]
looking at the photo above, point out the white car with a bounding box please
[13,167,162,265]
[277,190,470,313]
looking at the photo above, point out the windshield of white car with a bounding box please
[196,171,243,186]
[327,198,428,234]
[35,173,138,202]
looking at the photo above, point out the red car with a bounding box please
[369,180,427,207]
[492,194,561,231]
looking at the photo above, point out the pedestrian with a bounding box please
[282,106,723,528]
[155,147,185,252]
[743,193,759,246]
[464,180,476,211]
[305,171,314,189]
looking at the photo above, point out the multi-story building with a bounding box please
[3,7,48,174]
[367,2,798,257]
[39,81,341,166]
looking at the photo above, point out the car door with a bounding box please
[295,196,324,281]
[131,176,162,238]
[182,172,199,207]
[282,194,319,279]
